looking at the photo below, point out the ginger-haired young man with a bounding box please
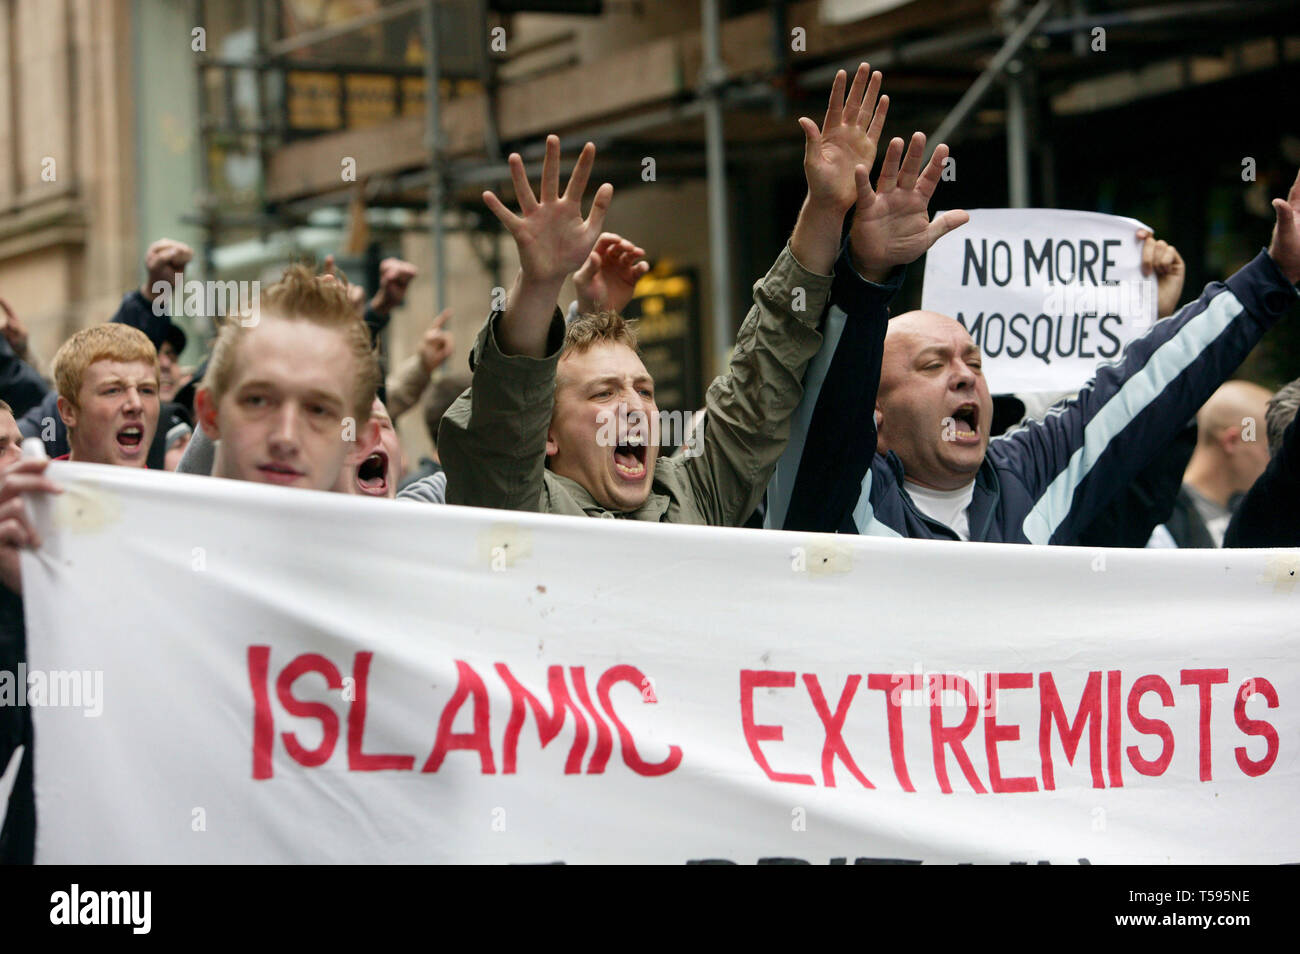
[195,264,382,493]
[50,324,161,466]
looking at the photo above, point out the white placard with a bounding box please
[922,209,1157,393]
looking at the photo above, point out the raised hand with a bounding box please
[141,238,194,301]
[574,233,649,315]
[1267,168,1300,284]
[848,133,969,282]
[321,254,367,318]
[0,298,29,358]
[484,136,613,286]
[799,63,888,214]
[1136,229,1186,318]
[371,258,418,314]
[418,308,455,372]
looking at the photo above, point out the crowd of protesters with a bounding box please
[1,64,1298,862]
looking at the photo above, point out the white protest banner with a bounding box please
[921,209,1157,394]
[19,463,1300,863]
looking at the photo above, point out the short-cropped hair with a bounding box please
[424,374,471,448]
[202,263,381,421]
[51,324,158,408]
[1266,377,1300,457]
[561,310,640,360]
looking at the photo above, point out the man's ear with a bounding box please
[873,402,884,432]
[545,424,559,458]
[195,387,220,440]
[56,395,76,431]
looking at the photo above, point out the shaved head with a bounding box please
[877,310,993,490]
[1183,379,1274,503]
[1196,380,1273,445]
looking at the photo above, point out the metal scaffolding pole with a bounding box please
[1006,62,1030,207]
[702,0,732,377]
[422,0,446,312]
[929,0,1054,152]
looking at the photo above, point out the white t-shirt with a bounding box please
[904,480,976,540]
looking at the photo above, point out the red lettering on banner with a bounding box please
[740,670,814,785]
[570,666,614,774]
[1234,677,1279,777]
[248,646,274,780]
[1038,671,1103,789]
[984,673,1037,793]
[867,673,916,792]
[1106,669,1123,788]
[597,665,683,776]
[422,659,494,774]
[1180,668,1229,782]
[349,652,415,771]
[277,653,343,767]
[1126,674,1175,776]
[929,675,987,794]
[495,663,588,774]
[803,674,873,789]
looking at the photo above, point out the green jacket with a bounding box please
[439,243,832,525]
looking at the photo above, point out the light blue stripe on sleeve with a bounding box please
[851,469,903,537]
[764,304,848,530]
[1021,290,1242,544]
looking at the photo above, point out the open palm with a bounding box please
[484,135,613,284]
[850,133,969,279]
[1268,167,1300,284]
[800,63,888,213]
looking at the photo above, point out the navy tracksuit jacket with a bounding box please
[768,250,1299,543]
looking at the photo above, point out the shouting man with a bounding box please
[441,65,966,525]
[772,170,1300,544]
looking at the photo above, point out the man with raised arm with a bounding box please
[441,65,966,525]
[771,171,1300,543]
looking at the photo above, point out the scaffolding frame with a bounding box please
[189,0,1300,367]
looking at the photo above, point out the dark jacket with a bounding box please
[773,250,1299,543]
[1160,486,1221,548]
[1071,420,1197,548]
[1224,409,1300,547]
[0,338,48,418]
[109,289,177,351]
[0,584,33,864]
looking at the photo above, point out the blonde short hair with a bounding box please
[202,264,381,420]
[561,310,640,359]
[51,324,158,409]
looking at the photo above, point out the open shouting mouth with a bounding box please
[613,439,647,481]
[116,423,146,457]
[949,403,981,443]
[356,449,390,497]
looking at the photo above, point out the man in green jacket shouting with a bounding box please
[440,64,966,524]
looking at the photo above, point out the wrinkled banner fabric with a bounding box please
[21,463,1300,863]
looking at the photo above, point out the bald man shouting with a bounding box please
[1148,380,1274,548]
[771,168,1300,544]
